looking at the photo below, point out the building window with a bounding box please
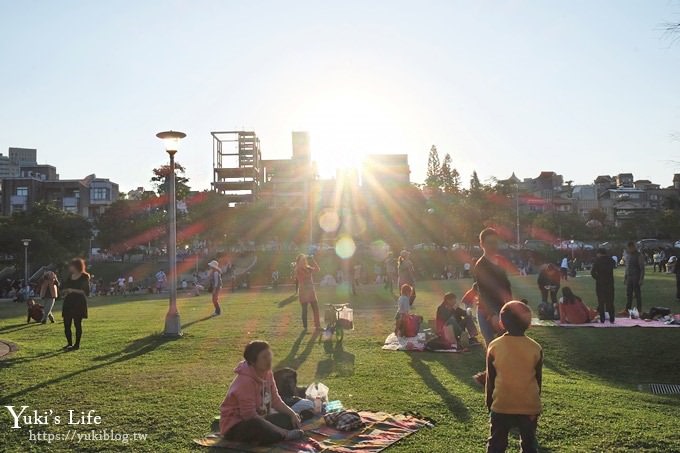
[91,187,110,201]
[16,187,28,196]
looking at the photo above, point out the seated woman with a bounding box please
[435,292,480,349]
[394,284,413,336]
[220,341,304,445]
[558,287,597,324]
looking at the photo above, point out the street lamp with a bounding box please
[156,130,186,337]
[21,239,31,285]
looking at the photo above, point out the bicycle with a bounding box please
[322,303,353,343]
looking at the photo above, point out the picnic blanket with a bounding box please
[193,411,432,452]
[381,333,462,352]
[531,317,680,328]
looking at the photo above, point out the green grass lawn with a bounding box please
[1,270,679,452]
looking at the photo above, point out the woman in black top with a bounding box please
[62,258,90,351]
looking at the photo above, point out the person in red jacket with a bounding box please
[219,341,303,444]
[558,287,597,324]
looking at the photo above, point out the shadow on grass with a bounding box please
[0,349,65,369]
[0,323,41,334]
[315,341,355,378]
[274,330,319,370]
[277,295,297,308]
[181,316,214,330]
[0,333,175,403]
[409,354,471,422]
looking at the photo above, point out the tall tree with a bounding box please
[470,170,482,193]
[425,145,441,191]
[151,162,191,200]
[440,153,461,195]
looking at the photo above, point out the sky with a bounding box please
[1,0,679,192]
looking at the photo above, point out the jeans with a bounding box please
[41,298,55,323]
[212,289,221,313]
[64,316,83,347]
[301,301,320,329]
[626,281,642,311]
[447,314,478,339]
[225,413,294,445]
[478,311,497,346]
[487,412,538,453]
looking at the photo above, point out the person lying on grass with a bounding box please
[435,292,481,350]
[394,284,413,336]
[486,301,543,453]
[220,341,304,445]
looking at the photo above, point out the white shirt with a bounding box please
[561,258,569,268]
[464,263,471,271]
[128,276,133,283]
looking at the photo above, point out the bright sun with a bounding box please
[298,88,401,179]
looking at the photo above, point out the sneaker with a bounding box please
[63,345,73,351]
[71,345,80,351]
[473,371,487,387]
[212,310,221,316]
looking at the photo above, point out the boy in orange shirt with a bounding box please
[485,301,543,453]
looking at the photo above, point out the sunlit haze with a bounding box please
[1,1,679,191]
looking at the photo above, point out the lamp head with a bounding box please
[156,130,186,153]
[21,239,31,247]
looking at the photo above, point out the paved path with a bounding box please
[0,339,18,359]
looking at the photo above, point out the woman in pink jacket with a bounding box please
[220,341,303,444]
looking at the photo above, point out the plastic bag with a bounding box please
[305,382,329,402]
[629,307,640,319]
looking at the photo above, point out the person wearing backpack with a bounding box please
[208,260,223,316]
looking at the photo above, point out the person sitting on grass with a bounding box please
[26,299,44,324]
[220,341,304,445]
[435,292,481,350]
[486,301,543,453]
[394,284,413,337]
[558,287,597,324]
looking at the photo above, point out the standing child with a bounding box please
[208,260,223,316]
[486,301,543,453]
[394,284,412,336]
[26,299,44,324]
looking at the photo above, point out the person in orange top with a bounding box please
[558,287,597,324]
[486,301,542,453]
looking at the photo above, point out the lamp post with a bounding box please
[156,130,186,337]
[21,239,31,285]
[515,184,521,249]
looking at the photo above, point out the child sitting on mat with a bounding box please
[394,284,413,336]
[486,301,543,453]
[435,292,480,349]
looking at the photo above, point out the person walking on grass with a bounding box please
[473,228,513,386]
[622,241,645,316]
[295,254,320,331]
[384,252,397,295]
[486,301,542,453]
[61,258,90,351]
[208,260,223,316]
[397,250,416,305]
[39,270,59,324]
[591,248,615,323]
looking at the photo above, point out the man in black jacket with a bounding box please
[591,248,615,323]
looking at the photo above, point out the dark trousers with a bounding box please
[539,287,558,305]
[625,281,642,311]
[487,412,538,453]
[64,316,83,347]
[596,287,615,323]
[301,301,320,329]
[225,413,293,445]
[676,275,680,300]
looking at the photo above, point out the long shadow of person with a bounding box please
[0,349,65,370]
[277,295,297,308]
[315,341,355,379]
[274,331,319,370]
[0,333,175,404]
[408,353,471,422]
[181,316,214,330]
[0,323,40,335]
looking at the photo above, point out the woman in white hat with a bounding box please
[208,260,223,316]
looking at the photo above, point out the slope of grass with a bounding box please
[0,270,679,452]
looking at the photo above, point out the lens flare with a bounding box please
[319,209,340,233]
[335,236,356,259]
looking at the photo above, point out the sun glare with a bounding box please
[299,89,401,179]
